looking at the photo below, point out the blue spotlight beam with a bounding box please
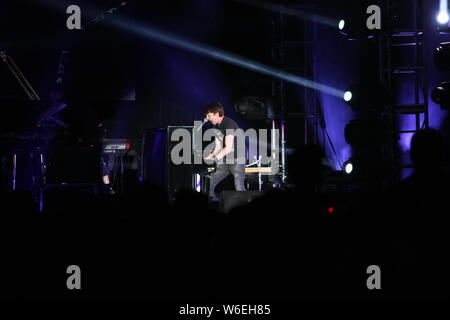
[110,19,344,98]
[34,0,344,98]
[233,0,339,28]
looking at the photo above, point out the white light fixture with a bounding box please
[437,11,449,24]
[343,91,352,102]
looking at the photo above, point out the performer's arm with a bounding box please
[215,135,234,160]
[204,137,222,160]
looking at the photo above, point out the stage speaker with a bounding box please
[219,190,264,214]
[142,126,194,202]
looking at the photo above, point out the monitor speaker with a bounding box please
[219,190,264,214]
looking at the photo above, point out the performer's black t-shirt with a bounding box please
[215,116,241,160]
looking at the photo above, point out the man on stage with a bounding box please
[203,102,246,202]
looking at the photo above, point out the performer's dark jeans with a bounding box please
[209,163,246,201]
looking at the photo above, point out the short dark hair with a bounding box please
[203,101,224,117]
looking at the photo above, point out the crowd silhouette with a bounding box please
[0,129,449,300]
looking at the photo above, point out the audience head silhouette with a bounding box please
[410,128,443,172]
[288,144,327,190]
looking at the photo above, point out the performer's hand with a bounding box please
[204,154,214,161]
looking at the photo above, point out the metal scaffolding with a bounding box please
[379,0,428,180]
[270,2,319,182]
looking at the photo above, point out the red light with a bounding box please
[327,206,334,214]
[126,143,131,150]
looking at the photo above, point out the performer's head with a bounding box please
[203,101,224,125]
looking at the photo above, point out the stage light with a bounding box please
[343,84,387,111]
[234,96,267,119]
[343,160,353,174]
[338,20,354,38]
[345,119,361,145]
[434,42,450,70]
[338,3,381,40]
[432,82,450,110]
[343,85,366,110]
[343,91,352,102]
[345,117,391,147]
[437,1,450,31]
[437,11,449,24]
[437,1,449,24]
[343,85,365,110]
[327,206,335,214]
